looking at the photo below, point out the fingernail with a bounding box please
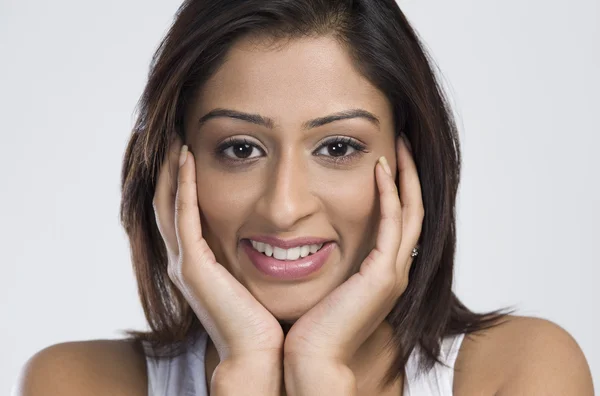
[379,156,392,176]
[179,145,188,168]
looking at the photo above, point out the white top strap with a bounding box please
[403,332,466,395]
[144,330,466,396]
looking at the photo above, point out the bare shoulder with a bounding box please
[13,338,148,396]
[453,314,594,395]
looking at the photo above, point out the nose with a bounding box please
[254,150,320,231]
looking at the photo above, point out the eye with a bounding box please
[215,137,265,161]
[313,136,369,164]
[214,136,369,165]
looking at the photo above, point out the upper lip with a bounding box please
[245,235,332,249]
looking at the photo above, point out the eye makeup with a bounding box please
[213,135,370,167]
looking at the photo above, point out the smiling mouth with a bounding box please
[246,239,326,261]
[241,239,336,280]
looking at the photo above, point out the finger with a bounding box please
[167,137,184,196]
[174,145,204,250]
[284,159,404,361]
[362,156,403,279]
[396,134,424,277]
[152,137,183,255]
[171,147,283,356]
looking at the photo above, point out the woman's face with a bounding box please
[184,34,397,322]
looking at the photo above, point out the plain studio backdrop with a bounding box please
[1,0,598,393]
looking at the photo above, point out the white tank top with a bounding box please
[143,329,466,395]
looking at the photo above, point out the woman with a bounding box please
[17,0,593,395]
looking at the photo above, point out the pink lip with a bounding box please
[246,235,332,249]
[241,239,335,280]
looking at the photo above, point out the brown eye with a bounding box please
[313,136,369,162]
[216,138,264,160]
[225,142,255,159]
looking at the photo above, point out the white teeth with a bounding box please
[286,247,301,260]
[273,247,287,260]
[265,244,273,257]
[250,240,324,260]
[300,245,310,258]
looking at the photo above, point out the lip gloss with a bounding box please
[241,239,335,280]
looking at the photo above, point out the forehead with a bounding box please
[194,35,392,128]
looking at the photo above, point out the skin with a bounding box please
[184,34,398,322]
[12,33,595,396]
[176,34,422,394]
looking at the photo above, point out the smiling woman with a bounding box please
[14,0,594,395]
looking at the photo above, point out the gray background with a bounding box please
[1,0,598,394]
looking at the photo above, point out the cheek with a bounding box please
[196,171,230,226]
[333,180,376,220]
[325,171,379,249]
[194,170,253,253]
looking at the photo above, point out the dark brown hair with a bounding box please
[119,0,516,387]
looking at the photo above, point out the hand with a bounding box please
[283,134,424,366]
[152,136,284,364]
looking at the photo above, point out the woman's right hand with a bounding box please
[152,137,284,366]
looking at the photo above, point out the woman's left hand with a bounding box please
[283,134,424,371]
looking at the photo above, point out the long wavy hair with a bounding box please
[119,0,515,387]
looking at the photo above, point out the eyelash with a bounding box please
[214,136,370,166]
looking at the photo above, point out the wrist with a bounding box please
[211,355,283,396]
[284,358,356,396]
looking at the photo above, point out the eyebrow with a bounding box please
[198,108,380,131]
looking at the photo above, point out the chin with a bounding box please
[230,243,352,320]
[239,276,343,323]
[255,287,325,322]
